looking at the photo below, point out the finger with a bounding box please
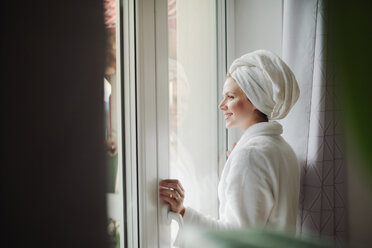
[160,194,174,207]
[165,184,184,198]
[159,179,184,194]
[159,180,184,196]
[160,192,177,206]
[160,179,184,191]
[160,188,182,201]
[163,190,180,203]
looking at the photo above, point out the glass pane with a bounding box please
[168,0,218,244]
[104,0,125,247]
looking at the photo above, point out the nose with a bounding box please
[219,98,227,111]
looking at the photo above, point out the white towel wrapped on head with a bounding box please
[229,50,300,120]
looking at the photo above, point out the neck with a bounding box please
[240,116,268,131]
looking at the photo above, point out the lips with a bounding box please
[224,113,233,120]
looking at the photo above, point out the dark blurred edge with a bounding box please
[328,0,372,184]
[1,1,108,247]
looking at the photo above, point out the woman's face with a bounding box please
[219,77,257,130]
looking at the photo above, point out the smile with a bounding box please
[224,113,233,120]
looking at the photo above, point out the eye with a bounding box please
[228,95,234,99]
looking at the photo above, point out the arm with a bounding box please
[161,149,275,230]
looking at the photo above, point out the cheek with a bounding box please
[229,100,246,115]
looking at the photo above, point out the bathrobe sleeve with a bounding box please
[182,148,275,229]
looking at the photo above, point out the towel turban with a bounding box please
[228,50,300,120]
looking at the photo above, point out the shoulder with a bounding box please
[231,146,264,163]
[229,147,271,174]
[239,134,292,161]
[248,135,282,152]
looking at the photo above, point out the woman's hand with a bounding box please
[159,179,185,216]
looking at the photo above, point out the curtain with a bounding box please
[281,0,347,243]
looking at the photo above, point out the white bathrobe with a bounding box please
[182,121,300,232]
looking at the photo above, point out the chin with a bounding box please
[225,122,235,129]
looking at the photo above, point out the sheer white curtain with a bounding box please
[281,0,347,243]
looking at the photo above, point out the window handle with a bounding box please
[162,205,184,227]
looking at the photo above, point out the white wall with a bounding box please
[233,0,283,58]
[226,0,283,148]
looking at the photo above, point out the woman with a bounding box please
[159,50,300,234]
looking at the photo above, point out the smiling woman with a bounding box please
[160,50,301,245]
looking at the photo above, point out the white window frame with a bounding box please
[122,0,139,247]
[135,0,170,247]
[217,0,228,177]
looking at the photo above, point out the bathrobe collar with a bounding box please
[239,121,282,143]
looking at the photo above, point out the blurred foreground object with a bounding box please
[183,227,337,248]
[328,0,372,179]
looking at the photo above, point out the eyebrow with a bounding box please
[222,91,236,96]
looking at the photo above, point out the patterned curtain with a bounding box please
[281,0,347,244]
